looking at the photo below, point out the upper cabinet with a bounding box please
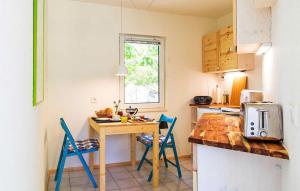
[202,32,219,72]
[233,0,272,53]
[202,25,254,73]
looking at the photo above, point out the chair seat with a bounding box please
[68,139,99,153]
[136,135,171,146]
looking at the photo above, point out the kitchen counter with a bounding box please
[189,103,240,109]
[188,113,289,160]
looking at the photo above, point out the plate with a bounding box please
[95,117,111,121]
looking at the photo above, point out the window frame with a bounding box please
[119,34,166,111]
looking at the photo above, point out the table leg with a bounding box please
[131,133,136,166]
[89,127,95,173]
[152,126,159,187]
[99,129,106,191]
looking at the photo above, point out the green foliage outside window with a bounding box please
[124,42,159,88]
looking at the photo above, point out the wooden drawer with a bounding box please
[203,58,219,72]
[203,33,217,46]
[220,33,235,54]
[220,53,237,70]
[219,25,233,36]
[204,42,217,51]
[203,63,220,72]
[204,50,217,62]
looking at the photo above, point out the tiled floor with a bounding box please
[48,158,193,191]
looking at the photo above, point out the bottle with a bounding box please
[223,90,230,104]
[212,86,217,104]
[216,85,222,104]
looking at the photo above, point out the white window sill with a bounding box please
[138,107,168,113]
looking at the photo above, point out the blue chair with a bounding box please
[54,118,99,191]
[136,114,182,181]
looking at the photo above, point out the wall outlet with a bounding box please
[90,97,97,104]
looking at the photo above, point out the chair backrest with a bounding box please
[158,114,177,145]
[60,118,79,152]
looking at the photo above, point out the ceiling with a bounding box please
[79,0,233,18]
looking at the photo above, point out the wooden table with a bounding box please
[88,118,160,191]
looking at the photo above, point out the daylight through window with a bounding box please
[120,34,165,109]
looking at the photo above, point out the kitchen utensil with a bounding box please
[126,106,138,116]
[230,76,247,105]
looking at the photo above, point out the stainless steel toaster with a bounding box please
[243,102,283,141]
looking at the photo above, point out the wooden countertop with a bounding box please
[189,103,240,109]
[188,113,289,160]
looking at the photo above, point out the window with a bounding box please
[120,34,165,110]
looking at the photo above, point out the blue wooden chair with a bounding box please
[136,114,182,181]
[54,118,99,191]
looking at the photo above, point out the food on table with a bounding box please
[95,108,113,118]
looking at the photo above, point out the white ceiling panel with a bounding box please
[78,0,232,18]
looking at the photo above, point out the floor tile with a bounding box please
[48,172,69,182]
[69,171,89,178]
[183,178,193,188]
[111,171,133,180]
[106,180,120,191]
[130,170,151,179]
[94,173,114,182]
[120,187,144,191]
[70,176,92,186]
[107,166,128,173]
[134,177,153,186]
[49,158,193,191]
[48,176,70,189]
[181,162,193,171]
[115,178,140,189]
[143,185,170,191]
[70,185,98,191]
[164,181,190,191]
[48,187,71,191]
[125,165,138,172]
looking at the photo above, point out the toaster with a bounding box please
[243,102,283,141]
[193,96,212,105]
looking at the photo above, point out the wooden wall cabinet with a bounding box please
[202,25,254,73]
[202,32,219,72]
[233,0,272,53]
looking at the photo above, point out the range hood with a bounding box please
[235,0,273,54]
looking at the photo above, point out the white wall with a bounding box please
[216,12,263,93]
[217,12,233,29]
[262,0,300,190]
[46,0,218,169]
[0,0,47,191]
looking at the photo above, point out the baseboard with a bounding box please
[48,154,191,175]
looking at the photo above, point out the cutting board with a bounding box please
[230,76,248,105]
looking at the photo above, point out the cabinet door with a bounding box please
[203,33,217,46]
[219,25,233,36]
[219,26,237,71]
[202,32,219,73]
[220,53,238,71]
[203,50,219,72]
[220,33,235,54]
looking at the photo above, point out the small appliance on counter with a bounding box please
[193,96,212,105]
[240,90,264,104]
[242,102,283,141]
